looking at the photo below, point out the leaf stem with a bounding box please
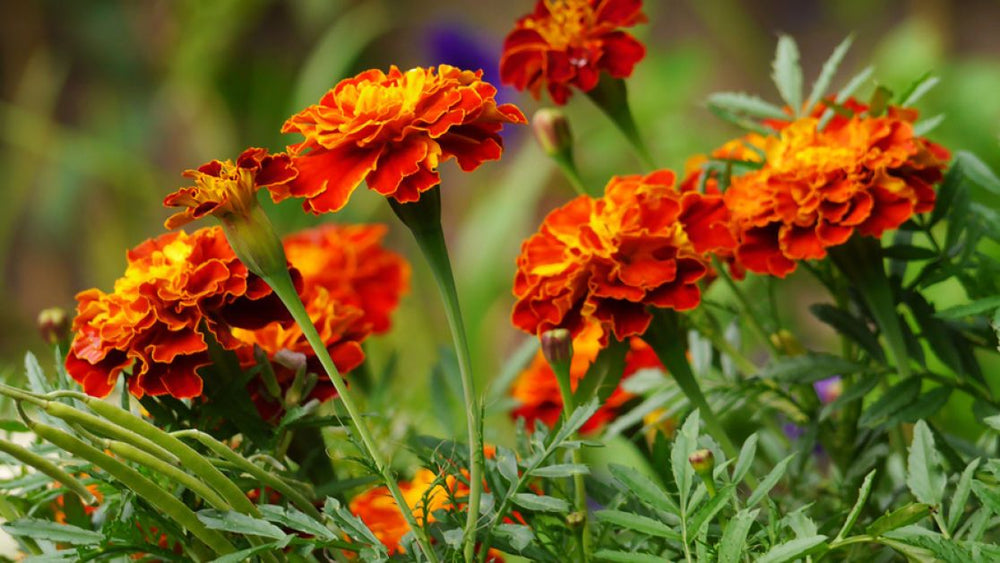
[550,360,591,562]
[585,74,655,170]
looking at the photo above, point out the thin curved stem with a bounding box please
[550,361,591,562]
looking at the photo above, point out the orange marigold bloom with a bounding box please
[65,227,290,399]
[511,322,663,433]
[500,0,647,105]
[512,170,736,344]
[724,104,949,277]
[163,147,296,229]
[278,65,526,214]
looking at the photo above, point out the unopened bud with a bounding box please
[540,328,573,367]
[274,349,308,372]
[532,109,573,157]
[770,329,805,356]
[37,307,68,345]
[566,511,586,529]
[688,449,715,475]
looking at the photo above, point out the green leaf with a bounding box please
[593,550,668,563]
[672,410,700,511]
[899,74,940,107]
[809,304,885,362]
[512,493,570,513]
[687,485,735,537]
[706,92,790,120]
[929,160,966,227]
[948,458,980,534]
[806,35,854,111]
[882,245,937,261]
[530,464,589,478]
[497,447,519,487]
[757,535,828,563]
[747,454,795,508]
[731,433,758,485]
[984,415,1000,432]
[954,151,1000,195]
[759,353,867,383]
[859,378,922,428]
[887,387,952,426]
[935,296,1000,320]
[496,523,534,551]
[553,399,601,446]
[912,114,945,136]
[573,341,627,406]
[324,497,386,552]
[197,510,288,540]
[971,480,1000,514]
[3,518,101,545]
[213,537,293,563]
[906,420,946,507]
[594,509,682,541]
[24,353,50,395]
[608,463,680,515]
[836,470,876,540]
[706,105,775,136]
[718,508,759,563]
[866,503,932,536]
[258,504,334,542]
[771,35,803,115]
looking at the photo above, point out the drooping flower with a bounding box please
[500,0,647,105]
[512,170,735,345]
[723,102,949,277]
[65,227,291,399]
[277,65,526,214]
[510,322,663,433]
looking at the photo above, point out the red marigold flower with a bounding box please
[511,322,663,433]
[724,103,950,277]
[500,0,647,105]
[65,227,291,399]
[163,147,296,230]
[278,65,526,214]
[512,170,736,344]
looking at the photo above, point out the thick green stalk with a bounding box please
[585,74,655,169]
[645,309,738,459]
[551,151,593,197]
[106,441,230,511]
[550,361,591,562]
[30,421,235,558]
[390,189,484,562]
[263,268,439,562]
[0,438,97,505]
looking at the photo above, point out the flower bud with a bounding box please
[688,448,715,475]
[770,329,805,356]
[531,108,573,157]
[566,510,586,529]
[540,328,573,367]
[37,307,68,345]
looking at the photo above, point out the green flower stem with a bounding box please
[585,74,655,170]
[174,429,323,522]
[829,236,911,378]
[29,421,236,558]
[550,361,592,562]
[390,189,484,562]
[551,150,594,198]
[106,440,231,511]
[0,437,97,505]
[711,258,782,357]
[262,267,439,563]
[645,309,738,460]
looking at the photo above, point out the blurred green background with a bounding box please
[2,0,999,441]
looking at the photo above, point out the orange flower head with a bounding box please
[512,170,736,344]
[65,227,291,399]
[279,65,526,214]
[501,0,647,104]
[163,147,296,230]
[724,101,949,277]
[511,322,663,433]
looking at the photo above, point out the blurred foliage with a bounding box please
[2,0,999,438]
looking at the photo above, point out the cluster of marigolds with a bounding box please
[56,0,949,555]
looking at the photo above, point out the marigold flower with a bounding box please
[723,103,949,277]
[65,227,291,399]
[500,0,647,105]
[512,170,735,344]
[278,65,526,214]
[511,322,662,433]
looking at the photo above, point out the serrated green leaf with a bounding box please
[772,35,803,115]
[554,399,601,446]
[595,509,682,541]
[3,518,101,545]
[731,433,758,486]
[672,410,700,512]
[718,508,759,563]
[955,151,1000,195]
[748,454,795,508]
[836,470,876,540]
[867,503,932,536]
[757,535,828,563]
[258,504,334,542]
[530,464,589,478]
[806,35,854,111]
[948,458,980,534]
[496,523,534,551]
[936,296,1000,320]
[707,92,790,120]
[213,536,293,563]
[759,353,867,383]
[859,378,922,428]
[24,353,50,395]
[608,463,679,515]
[819,66,874,129]
[512,493,570,513]
[198,510,288,540]
[497,447,519,487]
[688,485,735,537]
[907,421,946,507]
[971,480,1000,514]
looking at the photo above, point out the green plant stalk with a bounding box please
[550,361,591,562]
[550,149,593,197]
[711,258,782,357]
[175,429,323,522]
[0,438,97,505]
[585,74,655,169]
[645,309,738,459]
[29,421,235,558]
[262,268,439,563]
[106,440,230,511]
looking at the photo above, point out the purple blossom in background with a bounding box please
[424,22,513,104]
[813,376,843,404]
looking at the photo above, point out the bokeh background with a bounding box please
[2,0,999,439]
